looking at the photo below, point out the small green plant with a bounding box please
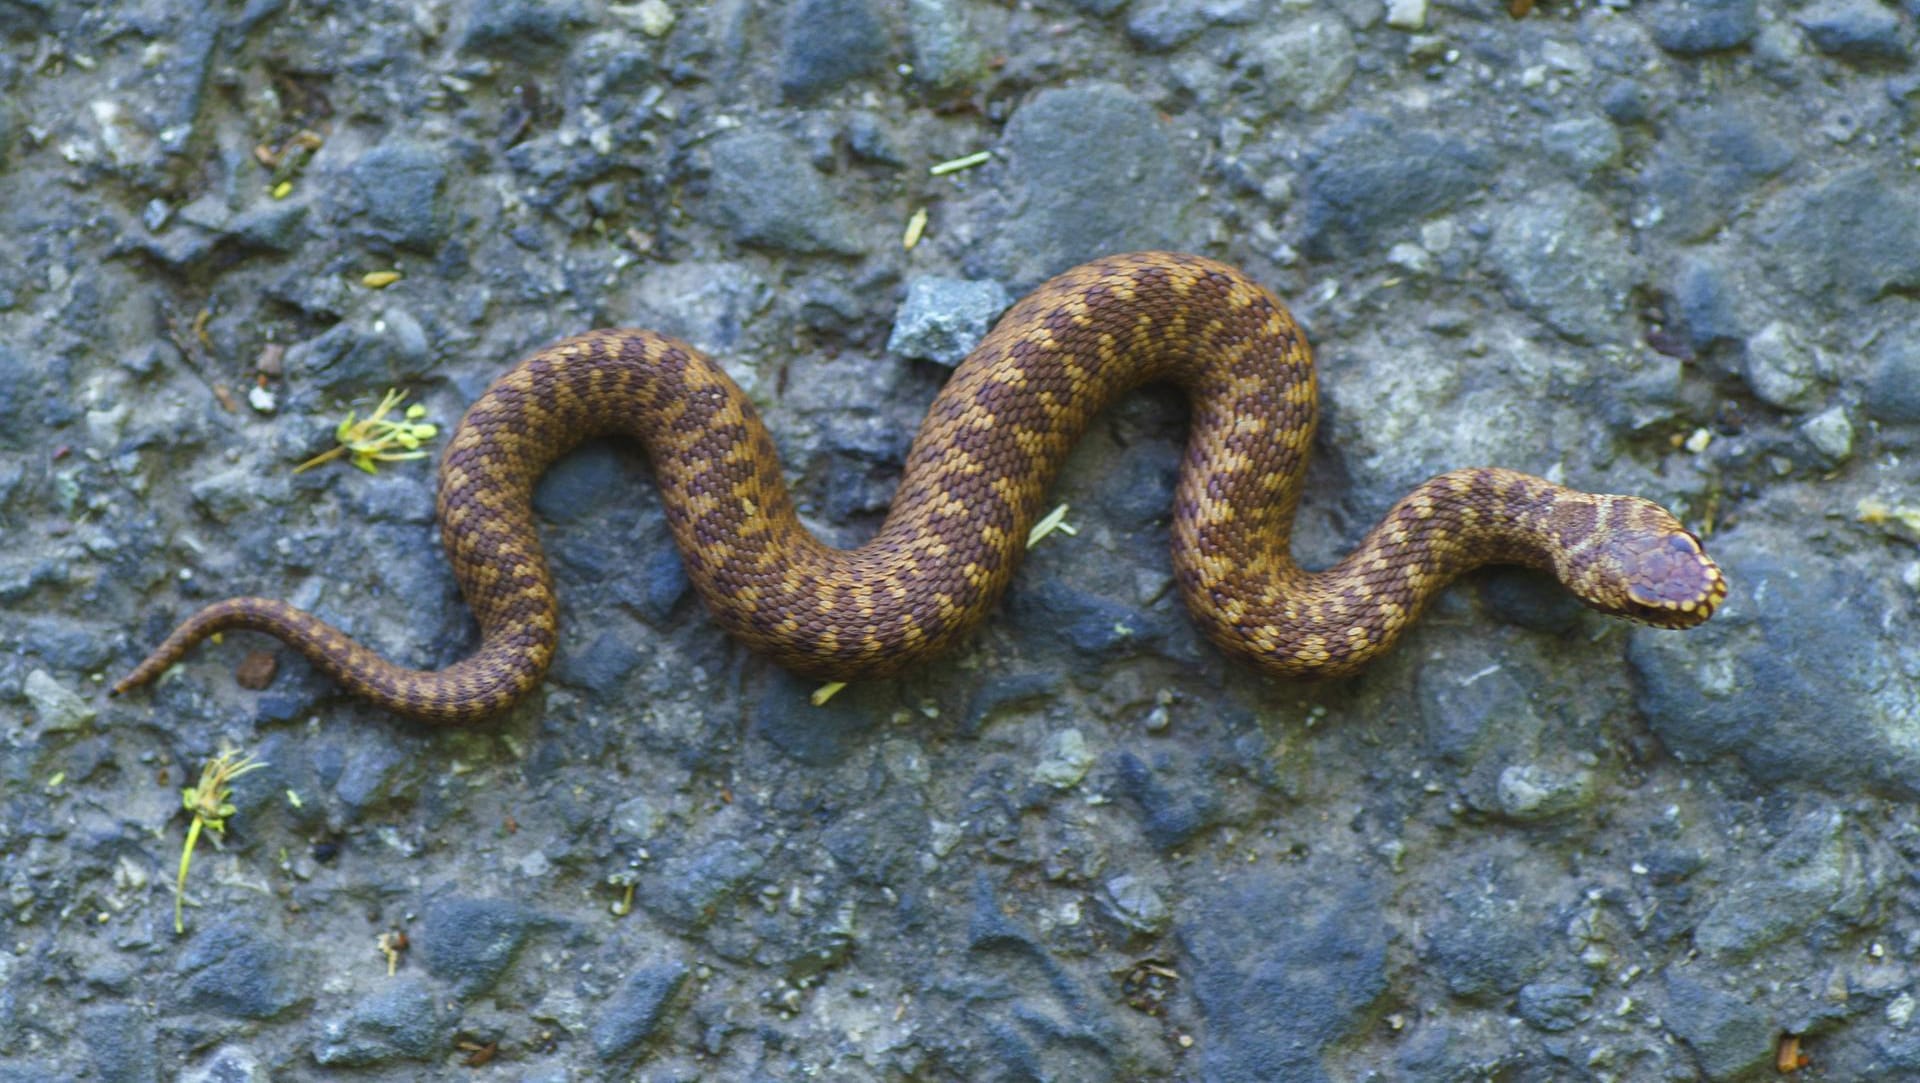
[294,388,439,475]
[175,747,267,934]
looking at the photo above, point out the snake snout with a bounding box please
[1612,529,1727,628]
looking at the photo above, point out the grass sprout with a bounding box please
[176,747,267,934]
[294,389,439,475]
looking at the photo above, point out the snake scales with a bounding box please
[115,252,1726,723]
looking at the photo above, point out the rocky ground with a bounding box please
[3,0,1919,1080]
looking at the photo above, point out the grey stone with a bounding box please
[886,276,1011,366]
[1494,763,1595,821]
[1304,112,1492,261]
[1742,321,1821,409]
[1102,873,1171,934]
[1645,105,1794,241]
[1693,810,1877,962]
[348,141,449,253]
[284,310,435,395]
[590,961,690,1061]
[1427,882,1550,1000]
[1673,253,1746,352]
[990,83,1197,287]
[643,837,766,929]
[1540,115,1622,178]
[313,979,439,1066]
[701,129,864,255]
[175,921,302,1020]
[531,441,625,524]
[1630,535,1920,799]
[460,0,581,57]
[25,669,93,730]
[1797,0,1910,62]
[1515,982,1592,1032]
[1032,728,1093,788]
[1487,187,1635,343]
[1866,319,1920,423]
[778,0,887,101]
[552,629,643,697]
[1181,872,1387,1083]
[1235,17,1356,114]
[1663,972,1774,1080]
[1115,750,1220,850]
[751,669,885,766]
[1799,404,1854,463]
[1759,167,1920,303]
[1649,0,1760,55]
[1126,0,1259,51]
[905,0,987,91]
[420,897,540,997]
[1067,0,1127,14]
[179,1045,267,1083]
[81,1005,152,1083]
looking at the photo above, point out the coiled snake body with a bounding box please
[116,253,1726,723]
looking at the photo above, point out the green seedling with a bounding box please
[294,388,439,475]
[175,747,267,934]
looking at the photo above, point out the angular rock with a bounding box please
[420,897,541,997]
[591,961,690,1061]
[778,0,887,101]
[701,129,865,255]
[1304,113,1491,261]
[886,276,1011,366]
[313,979,439,1066]
[1758,167,1920,303]
[348,141,449,253]
[1650,0,1760,55]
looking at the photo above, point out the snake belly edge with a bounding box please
[113,252,1727,723]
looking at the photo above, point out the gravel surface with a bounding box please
[3,1,1919,1080]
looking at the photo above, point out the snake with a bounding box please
[113,252,1727,724]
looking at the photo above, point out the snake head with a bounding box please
[1563,497,1727,628]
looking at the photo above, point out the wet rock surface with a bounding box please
[6,1,1918,1080]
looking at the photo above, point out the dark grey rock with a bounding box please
[1866,318,1920,423]
[1758,167,1920,303]
[1693,810,1877,961]
[532,442,630,525]
[1649,0,1760,55]
[460,0,581,58]
[641,546,690,621]
[1663,972,1774,1080]
[285,310,435,395]
[1797,0,1909,62]
[1010,578,1163,661]
[1672,253,1746,352]
[1515,981,1592,1032]
[1181,871,1387,1083]
[643,837,766,929]
[420,896,540,997]
[1126,0,1257,51]
[1630,534,1920,799]
[349,141,449,253]
[1114,750,1220,850]
[1540,115,1622,178]
[905,0,987,91]
[1600,79,1655,123]
[1427,882,1551,1000]
[990,84,1197,287]
[81,1005,152,1083]
[701,129,865,255]
[1645,105,1794,242]
[886,276,1011,366]
[1067,0,1128,14]
[313,978,439,1066]
[1303,113,1492,261]
[552,629,643,696]
[778,0,887,101]
[175,921,302,1020]
[591,961,690,1061]
[1486,186,1634,343]
[751,669,885,766]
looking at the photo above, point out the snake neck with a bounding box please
[1177,467,1577,677]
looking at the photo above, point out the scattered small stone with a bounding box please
[313,979,439,1066]
[1494,764,1595,820]
[778,0,887,101]
[1032,728,1094,788]
[1742,321,1821,410]
[701,129,865,255]
[26,667,96,730]
[348,141,449,253]
[1800,404,1853,463]
[1385,0,1428,31]
[591,961,691,1061]
[630,0,675,37]
[886,276,1011,366]
[1649,0,1760,55]
[1103,873,1171,934]
[1866,320,1920,423]
[234,650,278,691]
